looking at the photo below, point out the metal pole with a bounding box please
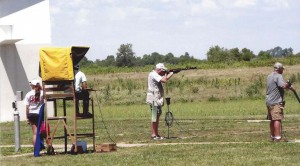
[167,105,170,139]
[13,91,23,152]
[13,103,21,152]
[166,97,171,139]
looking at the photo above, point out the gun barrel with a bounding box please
[291,89,300,103]
[169,67,197,71]
[181,67,197,70]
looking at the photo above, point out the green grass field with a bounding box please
[2,64,300,165]
[1,98,300,165]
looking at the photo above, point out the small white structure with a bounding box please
[0,0,52,122]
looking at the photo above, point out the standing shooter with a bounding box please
[266,62,294,142]
[146,63,177,140]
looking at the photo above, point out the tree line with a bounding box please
[79,44,299,67]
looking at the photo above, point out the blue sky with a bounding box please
[49,0,300,61]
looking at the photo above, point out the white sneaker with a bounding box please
[152,135,164,140]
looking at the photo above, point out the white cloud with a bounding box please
[76,8,89,25]
[49,0,300,60]
[264,0,289,8]
[69,0,92,8]
[201,0,219,10]
[49,4,60,14]
[233,0,257,8]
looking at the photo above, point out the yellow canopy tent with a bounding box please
[39,46,89,81]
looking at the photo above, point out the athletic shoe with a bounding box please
[152,135,163,140]
[157,135,164,139]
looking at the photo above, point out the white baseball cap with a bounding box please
[274,62,285,70]
[29,79,40,86]
[156,63,167,71]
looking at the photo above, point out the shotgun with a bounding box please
[287,80,300,103]
[167,67,197,74]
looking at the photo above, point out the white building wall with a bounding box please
[0,0,52,122]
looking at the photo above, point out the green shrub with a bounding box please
[208,95,220,102]
[191,87,199,94]
[245,82,262,97]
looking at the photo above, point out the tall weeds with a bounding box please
[88,64,300,106]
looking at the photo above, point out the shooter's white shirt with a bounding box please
[147,70,164,95]
[23,90,44,114]
[74,70,87,92]
[146,70,165,106]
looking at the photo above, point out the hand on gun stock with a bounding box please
[168,69,181,74]
[287,80,294,90]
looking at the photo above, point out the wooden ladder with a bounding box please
[42,80,78,154]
